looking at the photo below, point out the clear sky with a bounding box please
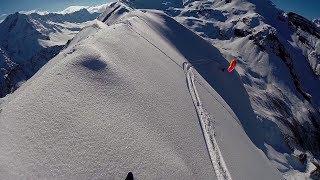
[271,0,319,20]
[0,0,113,16]
[0,0,319,21]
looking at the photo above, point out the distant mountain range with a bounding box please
[314,19,320,27]
[0,9,100,97]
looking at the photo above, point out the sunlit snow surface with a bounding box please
[0,3,283,179]
[0,0,319,179]
[122,0,320,179]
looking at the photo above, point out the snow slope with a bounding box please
[0,4,282,180]
[113,0,320,178]
[133,0,320,178]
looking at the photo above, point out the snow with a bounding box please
[19,10,49,15]
[0,5,283,179]
[148,0,320,178]
[0,14,7,23]
[118,0,320,179]
[60,3,111,14]
[0,0,317,179]
[184,62,232,180]
[18,3,111,15]
[0,9,100,97]
[60,6,91,14]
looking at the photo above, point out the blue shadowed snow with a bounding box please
[81,59,107,71]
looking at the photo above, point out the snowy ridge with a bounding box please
[98,6,282,179]
[184,62,232,180]
[0,0,317,179]
[0,4,283,179]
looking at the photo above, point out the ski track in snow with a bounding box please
[125,17,232,179]
[125,14,240,124]
[183,62,232,180]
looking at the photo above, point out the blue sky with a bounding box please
[0,0,319,21]
[0,0,112,17]
[271,0,319,20]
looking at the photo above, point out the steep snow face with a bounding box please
[0,9,100,97]
[0,6,283,179]
[134,0,320,178]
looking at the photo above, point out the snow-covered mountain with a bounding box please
[0,2,283,179]
[170,1,320,179]
[118,0,320,179]
[0,9,100,97]
[0,0,319,179]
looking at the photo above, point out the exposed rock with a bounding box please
[288,12,320,38]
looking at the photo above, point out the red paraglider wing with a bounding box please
[227,58,237,73]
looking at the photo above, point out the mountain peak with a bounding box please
[0,7,99,97]
[62,7,91,15]
[0,12,30,32]
[0,12,42,43]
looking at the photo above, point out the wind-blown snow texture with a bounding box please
[0,9,100,97]
[0,2,284,179]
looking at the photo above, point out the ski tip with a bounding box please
[125,172,134,180]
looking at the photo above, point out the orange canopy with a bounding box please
[227,58,237,73]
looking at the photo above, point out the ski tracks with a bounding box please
[183,62,232,180]
[125,18,232,179]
